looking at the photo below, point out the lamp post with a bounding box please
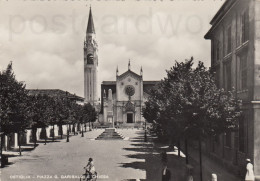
[144,120,147,142]
[0,132,3,168]
[81,123,84,137]
[66,92,69,143]
[66,124,69,142]
[89,120,92,131]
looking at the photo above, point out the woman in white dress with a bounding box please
[245,159,255,181]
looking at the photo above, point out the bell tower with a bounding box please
[84,7,98,105]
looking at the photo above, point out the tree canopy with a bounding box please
[142,58,241,143]
[0,62,31,134]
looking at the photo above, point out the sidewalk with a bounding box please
[149,139,242,181]
[184,144,242,181]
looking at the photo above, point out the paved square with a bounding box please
[1,129,147,181]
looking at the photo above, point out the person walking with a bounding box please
[245,159,255,181]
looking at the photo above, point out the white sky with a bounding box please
[0,0,224,98]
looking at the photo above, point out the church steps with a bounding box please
[95,128,124,140]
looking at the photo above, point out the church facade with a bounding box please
[84,8,159,125]
[100,63,159,125]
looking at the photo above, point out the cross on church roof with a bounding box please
[128,60,131,70]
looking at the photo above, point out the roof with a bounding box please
[101,80,160,85]
[117,70,142,80]
[143,81,160,85]
[87,8,95,34]
[204,0,238,39]
[28,89,84,102]
[102,81,116,85]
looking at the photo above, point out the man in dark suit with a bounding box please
[162,164,171,181]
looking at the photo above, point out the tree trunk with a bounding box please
[44,127,47,145]
[33,127,37,148]
[69,124,71,133]
[81,124,84,137]
[73,124,76,135]
[185,138,189,164]
[84,123,86,132]
[199,136,203,181]
[18,132,21,156]
[1,133,4,167]
[59,124,63,139]
[52,124,55,142]
[8,135,11,150]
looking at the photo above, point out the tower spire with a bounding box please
[116,65,119,76]
[140,66,143,76]
[87,7,95,34]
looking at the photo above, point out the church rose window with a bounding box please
[125,85,135,97]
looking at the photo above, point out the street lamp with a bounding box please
[0,132,4,168]
[144,120,147,142]
[66,92,70,143]
[66,125,69,142]
[81,122,84,137]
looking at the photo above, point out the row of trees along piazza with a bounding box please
[0,62,97,160]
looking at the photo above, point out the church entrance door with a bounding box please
[127,113,133,123]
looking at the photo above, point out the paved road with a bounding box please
[1,129,146,181]
[1,129,242,181]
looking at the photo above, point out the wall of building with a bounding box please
[205,0,260,177]
[116,73,142,102]
[253,3,260,176]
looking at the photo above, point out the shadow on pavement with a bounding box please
[119,134,187,181]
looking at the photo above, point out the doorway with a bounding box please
[127,113,134,123]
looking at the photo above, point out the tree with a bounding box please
[0,62,31,157]
[28,94,48,147]
[82,103,97,131]
[70,103,83,135]
[27,94,57,145]
[142,58,241,181]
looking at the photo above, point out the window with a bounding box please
[241,9,249,43]
[223,60,232,91]
[227,26,232,54]
[240,55,247,90]
[238,117,245,152]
